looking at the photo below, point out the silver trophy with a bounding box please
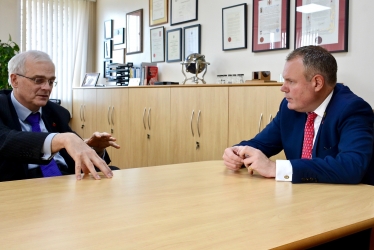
[181,53,210,84]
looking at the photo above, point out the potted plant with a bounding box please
[0,35,20,90]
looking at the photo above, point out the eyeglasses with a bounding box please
[16,74,58,87]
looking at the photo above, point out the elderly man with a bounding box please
[0,50,120,181]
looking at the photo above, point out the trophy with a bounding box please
[181,53,210,84]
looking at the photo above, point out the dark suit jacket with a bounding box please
[237,84,374,184]
[0,90,110,182]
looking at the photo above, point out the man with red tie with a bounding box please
[223,45,374,185]
[0,50,120,181]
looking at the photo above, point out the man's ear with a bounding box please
[9,74,18,88]
[314,74,324,91]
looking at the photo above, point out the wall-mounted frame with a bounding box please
[113,28,125,45]
[166,28,182,62]
[295,0,349,52]
[104,40,113,59]
[149,0,168,26]
[81,73,100,87]
[171,0,198,26]
[113,48,126,64]
[252,0,290,52]
[222,3,247,51]
[183,24,201,59]
[126,9,143,55]
[150,26,165,63]
[104,20,113,39]
[103,60,112,78]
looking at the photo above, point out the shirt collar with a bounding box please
[11,91,43,122]
[312,90,334,118]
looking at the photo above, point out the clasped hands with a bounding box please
[222,146,276,178]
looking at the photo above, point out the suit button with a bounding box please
[284,175,289,179]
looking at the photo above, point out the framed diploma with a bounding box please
[104,20,113,39]
[150,26,165,63]
[166,28,182,62]
[126,9,143,55]
[295,0,349,52]
[149,0,168,26]
[170,0,198,26]
[104,40,113,59]
[252,0,290,52]
[222,3,247,51]
[183,24,201,59]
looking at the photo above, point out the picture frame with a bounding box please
[112,48,126,64]
[183,24,201,59]
[104,40,113,59]
[104,20,113,39]
[166,28,182,62]
[126,9,143,55]
[103,60,112,78]
[150,26,165,63]
[295,0,349,52]
[222,3,247,51]
[81,73,100,87]
[113,28,125,45]
[252,0,290,52]
[149,0,168,26]
[170,0,198,26]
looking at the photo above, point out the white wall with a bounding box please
[95,0,374,107]
[0,0,20,45]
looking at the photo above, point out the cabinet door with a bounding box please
[170,87,198,164]
[146,88,171,167]
[195,87,228,161]
[71,89,84,137]
[82,89,97,138]
[228,86,267,146]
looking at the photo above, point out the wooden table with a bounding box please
[1,160,374,249]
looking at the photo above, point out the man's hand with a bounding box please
[84,132,120,156]
[223,146,245,171]
[237,146,276,178]
[52,133,114,180]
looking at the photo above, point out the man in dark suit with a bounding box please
[0,50,120,182]
[223,45,374,249]
[223,45,374,185]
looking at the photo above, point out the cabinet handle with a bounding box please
[197,110,201,137]
[142,108,146,129]
[269,114,273,124]
[79,105,83,121]
[190,110,195,137]
[148,108,151,130]
[83,105,86,122]
[107,106,111,125]
[111,106,114,125]
[258,113,263,133]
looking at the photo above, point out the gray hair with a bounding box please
[286,45,337,86]
[8,50,54,85]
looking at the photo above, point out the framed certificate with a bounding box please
[104,40,113,59]
[295,0,349,52]
[150,26,165,62]
[149,0,168,26]
[222,3,247,51]
[252,0,290,52]
[170,0,198,26]
[183,24,201,59]
[104,20,113,39]
[166,28,182,62]
[126,9,143,55]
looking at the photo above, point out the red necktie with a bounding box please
[26,113,62,177]
[301,112,317,159]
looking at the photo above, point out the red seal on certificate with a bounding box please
[228,37,231,42]
[153,53,156,57]
[260,37,264,43]
[315,36,322,44]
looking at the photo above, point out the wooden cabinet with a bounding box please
[96,88,129,168]
[128,87,171,168]
[228,85,285,159]
[71,88,97,138]
[170,86,229,164]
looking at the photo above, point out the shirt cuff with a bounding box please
[41,133,58,160]
[275,160,292,182]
